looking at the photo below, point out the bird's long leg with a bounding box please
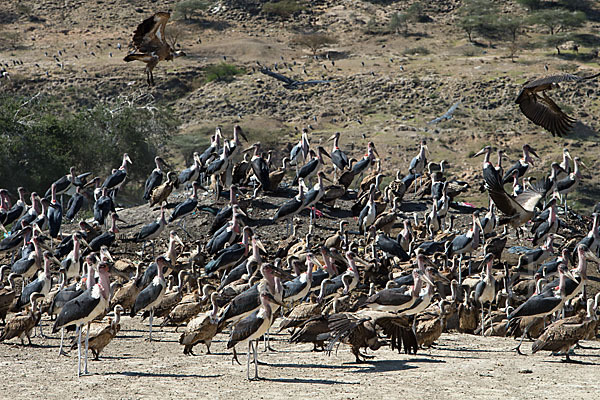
[247,341,251,380]
[513,324,530,355]
[481,304,485,336]
[458,254,463,285]
[77,325,82,377]
[149,309,154,342]
[488,302,492,336]
[254,339,259,380]
[38,318,46,338]
[58,328,67,356]
[84,322,90,375]
[232,346,241,365]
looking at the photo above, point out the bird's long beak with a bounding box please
[125,154,132,164]
[0,224,6,234]
[116,216,127,223]
[321,148,331,159]
[312,257,324,269]
[565,150,572,160]
[472,148,487,157]
[242,145,255,153]
[83,178,98,188]
[103,251,115,263]
[51,255,62,266]
[239,128,248,142]
[564,269,577,282]
[529,148,539,158]
[269,265,294,280]
[579,160,589,170]
[175,234,184,247]
[327,133,336,142]
[256,239,267,253]
[373,145,380,158]
[420,271,435,286]
[79,238,91,250]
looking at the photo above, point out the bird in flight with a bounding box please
[515,72,599,137]
[124,12,186,85]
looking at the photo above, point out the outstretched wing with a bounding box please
[514,178,549,212]
[371,312,417,355]
[483,164,526,217]
[259,68,295,85]
[517,91,575,137]
[130,12,170,53]
[522,73,600,90]
[325,313,369,355]
[427,99,462,125]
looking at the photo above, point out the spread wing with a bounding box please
[325,313,370,355]
[130,12,170,53]
[517,91,575,137]
[514,178,549,212]
[522,73,599,89]
[373,313,417,355]
[259,68,295,85]
[483,164,526,217]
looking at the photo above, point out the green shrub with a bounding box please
[204,63,245,83]
[0,94,178,196]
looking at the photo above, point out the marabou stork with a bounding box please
[507,264,575,355]
[328,131,349,180]
[131,256,169,341]
[292,146,331,188]
[273,181,305,235]
[179,152,201,189]
[102,153,132,200]
[226,291,283,380]
[502,144,538,184]
[555,156,586,213]
[473,253,496,336]
[205,226,252,275]
[53,261,111,376]
[445,212,483,282]
[134,205,167,257]
[47,183,63,240]
[143,156,170,201]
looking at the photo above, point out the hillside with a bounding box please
[1,0,599,210]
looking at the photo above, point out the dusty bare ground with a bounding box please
[1,315,599,400]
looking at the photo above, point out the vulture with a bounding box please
[123,12,186,85]
[516,72,600,137]
[325,310,417,363]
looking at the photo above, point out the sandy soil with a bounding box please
[1,315,599,400]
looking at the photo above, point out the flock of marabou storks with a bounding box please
[1,11,600,381]
[0,122,599,379]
